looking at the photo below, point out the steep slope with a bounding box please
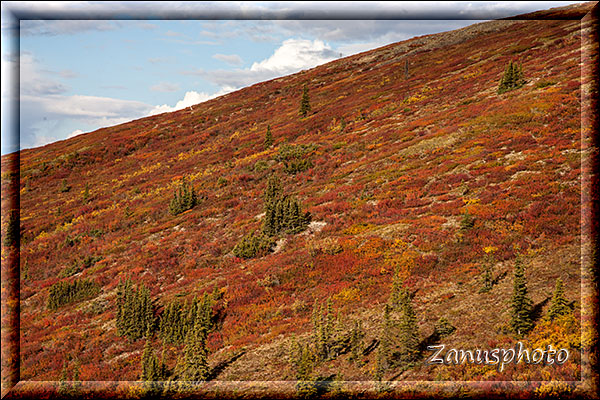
[2,2,595,393]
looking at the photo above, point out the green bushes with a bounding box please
[169,177,198,215]
[3,210,19,247]
[233,175,310,259]
[233,232,275,259]
[277,143,316,175]
[498,60,525,94]
[263,175,311,236]
[47,279,100,310]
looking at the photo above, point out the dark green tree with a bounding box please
[141,332,162,381]
[349,320,365,363]
[232,231,274,259]
[177,319,209,381]
[479,253,495,293]
[169,177,198,215]
[396,286,420,363]
[498,60,525,94]
[3,210,19,247]
[116,278,155,341]
[460,210,475,230]
[380,273,420,367]
[264,125,273,149]
[510,256,534,336]
[547,278,571,320]
[299,84,311,117]
[47,278,100,310]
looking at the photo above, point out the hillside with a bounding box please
[2,2,598,398]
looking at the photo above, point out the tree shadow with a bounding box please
[531,296,551,323]
[492,270,508,286]
[206,350,246,381]
[418,331,441,355]
[314,374,337,396]
[362,339,379,357]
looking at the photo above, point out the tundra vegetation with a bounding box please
[4,5,591,397]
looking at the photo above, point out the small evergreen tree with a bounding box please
[460,210,475,230]
[264,125,273,149]
[116,278,156,341]
[169,177,198,215]
[374,344,386,381]
[479,253,495,293]
[141,332,162,381]
[232,231,275,259]
[177,319,209,381]
[396,287,420,363]
[380,273,420,367]
[3,210,19,247]
[510,256,534,336]
[498,60,526,94]
[547,278,571,320]
[349,320,364,363]
[299,84,311,117]
[47,278,100,310]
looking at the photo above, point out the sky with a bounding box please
[0,1,583,155]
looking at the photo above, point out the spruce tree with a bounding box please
[379,304,392,368]
[349,320,364,363]
[547,278,570,320]
[264,125,273,149]
[397,290,420,363]
[381,274,420,367]
[169,177,198,215]
[480,254,494,293]
[374,344,386,381]
[299,84,311,117]
[510,256,534,336]
[141,333,160,381]
[498,60,525,94]
[178,319,210,381]
[296,344,314,381]
[116,278,156,341]
[3,210,19,248]
[58,361,70,395]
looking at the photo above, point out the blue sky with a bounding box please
[1,1,582,155]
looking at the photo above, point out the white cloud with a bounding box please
[19,52,69,95]
[23,94,151,119]
[149,89,233,115]
[250,38,339,73]
[19,93,153,149]
[67,129,84,138]
[213,53,243,66]
[186,38,340,89]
